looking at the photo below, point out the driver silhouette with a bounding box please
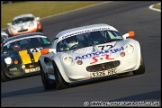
[66,36,79,49]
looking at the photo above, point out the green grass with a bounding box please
[153,3,161,9]
[1,1,104,28]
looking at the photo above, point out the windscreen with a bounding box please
[57,30,123,52]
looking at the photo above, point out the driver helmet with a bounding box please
[66,36,78,48]
[12,42,20,50]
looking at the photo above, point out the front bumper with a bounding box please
[3,62,40,78]
[10,28,37,36]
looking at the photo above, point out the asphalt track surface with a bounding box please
[1,1,161,107]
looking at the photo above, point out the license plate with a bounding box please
[25,67,40,73]
[9,67,18,71]
[90,68,117,78]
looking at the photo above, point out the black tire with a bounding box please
[39,61,56,90]
[133,56,145,75]
[54,66,69,90]
[1,69,9,82]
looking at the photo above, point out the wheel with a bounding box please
[132,56,145,75]
[1,69,9,82]
[54,66,69,90]
[39,61,56,90]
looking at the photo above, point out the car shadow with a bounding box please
[1,86,44,98]
[1,72,144,99]
[69,72,134,89]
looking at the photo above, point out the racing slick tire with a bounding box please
[54,66,69,90]
[1,69,9,82]
[39,61,56,90]
[133,56,145,75]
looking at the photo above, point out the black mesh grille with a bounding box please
[86,60,120,72]
[18,29,28,32]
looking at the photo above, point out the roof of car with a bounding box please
[3,32,45,43]
[13,14,34,20]
[55,23,118,39]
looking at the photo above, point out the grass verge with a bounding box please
[1,1,104,28]
[153,3,161,9]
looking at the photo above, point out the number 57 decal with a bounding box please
[90,54,114,64]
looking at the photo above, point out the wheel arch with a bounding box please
[51,58,70,83]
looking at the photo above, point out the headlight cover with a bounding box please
[63,56,73,65]
[4,57,12,65]
[125,44,134,53]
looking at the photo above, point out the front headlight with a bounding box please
[4,57,12,65]
[125,44,134,53]
[63,56,73,65]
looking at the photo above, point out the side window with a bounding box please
[56,40,65,52]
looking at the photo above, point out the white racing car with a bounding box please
[39,23,145,90]
[7,14,43,36]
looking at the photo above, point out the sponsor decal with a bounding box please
[90,54,114,64]
[98,45,113,50]
[75,46,124,60]
[58,27,113,42]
